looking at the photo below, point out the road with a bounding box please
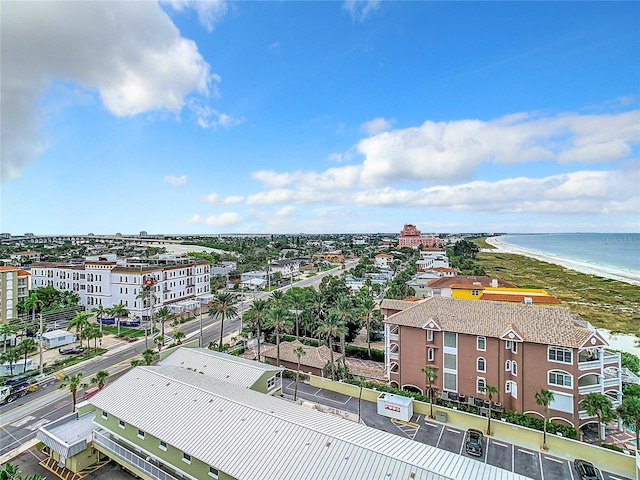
[0,261,358,458]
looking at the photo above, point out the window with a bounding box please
[267,376,277,389]
[477,357,486,373]
[443,332,457,348]
[444,353,456,370]
[444,372,457,391]
[505,360,511,372]
[505,381,511,393]
[118,420,125,429]
[548,370,573,388]
[137,429,145,439]
[548,346,572,364]
[477,336,486,351]
[182,452,191,464]
[426,330,434,342]
[101,411,108,419]
[472,290,480,296]
[476,377,486,393]
[511,361,517,376]
[427,347,434,362]
[159,441,167,451]
[511,342,517,354]
[209,467,219,479]
[505,340,512,350]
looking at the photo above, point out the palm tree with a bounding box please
[69,311,91,346]
[293,344,306,401]
[22,293,43,353]
[315,311,344,381]
[1,348,21,376]
[580,392,616,445]
[90,305,108,333]
[332,296,355,367]
[358,295,376,359]
[85,324,102,351]
[59,372,87,412]
[422,366,438,419]
[91,370,109,390]
[535,389,555,450]
[155,306,174,337]
[286,289,306,340]
[154,335,165,353]
[0,322,17,353]
[130,359,144,367]
[109,302,130,338]
[481,383,499,435]
[617,396,640,449]
[245,299,269,360]
[208,293,238,352]
[142,349,156,366]
[308,291,327,337]
[17,338,36,372]
[267,306,293,366]
[173,329,185,345]
[270,290,284,305]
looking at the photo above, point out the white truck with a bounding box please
[0,378,39,404]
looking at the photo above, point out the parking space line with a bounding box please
[517,448,535,455]
[436,425,445,447]
[539,452,544,480]
[446,428,460,434]
[544,456,563,464]
[609,476,625,480]
[492,441,508,447]
[424,422,438,428]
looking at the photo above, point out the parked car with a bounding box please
[574,459,602,480]
[58,346,85,355]
[83,386,100,400]
[464,428,484,457]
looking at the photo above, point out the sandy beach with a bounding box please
[485,236,640,286]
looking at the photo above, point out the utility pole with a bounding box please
[39,314,44,376]
[199,303,204,348]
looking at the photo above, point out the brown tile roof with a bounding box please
[426,276,516,289]
[261,340,342,369]
[480,293,561,304]
[383,296,597,348]
[380,299,422,311]
[0,266,19,271]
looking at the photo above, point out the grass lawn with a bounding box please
[477,252,640,338]
[472,237,497,250]
[101,325,146,337]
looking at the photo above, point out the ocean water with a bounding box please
[500,233,640,275]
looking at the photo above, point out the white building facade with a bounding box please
[29,260,210,318]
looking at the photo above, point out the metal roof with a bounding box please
[158,348,282,389]
[37,411,95,459]
[89,367,529,480]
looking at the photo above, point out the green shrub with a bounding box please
[601,443,624,453]
[344,345,384,362]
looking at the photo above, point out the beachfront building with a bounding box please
[29,260,210,318]
[398,224,446,249]
[37,363,529,480]
[409,275,516,299]
[381,296,622,433]
[0,266,30,321]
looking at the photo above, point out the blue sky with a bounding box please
[2,1,639,235]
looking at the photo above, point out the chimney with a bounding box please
[491,278,498,288]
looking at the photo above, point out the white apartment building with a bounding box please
[416,249,450,270]
[29,260,210,318]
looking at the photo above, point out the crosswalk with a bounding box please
[9,415,50,431]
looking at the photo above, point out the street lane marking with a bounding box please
[10,416,35,428]
[517,448,535,455]
[26,419,50,431]
[492,441,508,447]
[544,456,563,464]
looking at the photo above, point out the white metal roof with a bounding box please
[42,329,74,339]
[157,348,282,389]
[89,367,529,480]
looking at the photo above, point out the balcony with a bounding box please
[603,353,621,365]
[578,410,594,420]
[603,376,620,388]
[92,431,179,480]
[578,384,602,395]
[578,359,601,371]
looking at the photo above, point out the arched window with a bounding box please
[477,357,486,373]
[505,360,511,371]
[511,361,517,376]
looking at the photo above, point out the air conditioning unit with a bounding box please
[524,297,532,305]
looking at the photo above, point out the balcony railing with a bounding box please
[389,333,399,341]
[578,383,602,395]
[92,431,179,480]
[603,377,620,387]
[578,410,594,420]
[578,360,601,371]
[388,352,399,360]
[603,353,621,365]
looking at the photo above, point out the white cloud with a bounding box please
[191,102,245,129]
[164,0,228,32]
[360,117,394,135]
[183,212,241,227]
[164,174,188,186]
[199,193,244,204]
[343,0,380,22]
[1,1,218,181]
[327,153,344,163]
[276,206,297,217]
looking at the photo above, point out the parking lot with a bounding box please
[284,380,632,480]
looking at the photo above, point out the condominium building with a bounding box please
[29,260,210,318]
[0,266,30,321]
[382,296,622,432]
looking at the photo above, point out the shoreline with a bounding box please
[484,236,640,286]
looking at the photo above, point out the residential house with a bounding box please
[374,253,393,269]
[381,296,622,432]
